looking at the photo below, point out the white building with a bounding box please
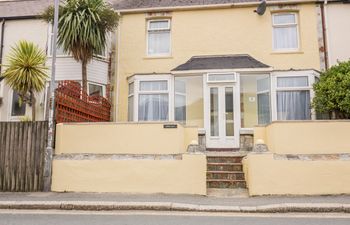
[0,0,112,121]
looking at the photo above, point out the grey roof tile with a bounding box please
[0,0,52,19]
[172,54,270,71]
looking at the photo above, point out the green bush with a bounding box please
[313,61,350,119]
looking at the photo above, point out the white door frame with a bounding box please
[203,73,241,148]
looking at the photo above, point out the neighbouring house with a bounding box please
[0,0,113,121]
[322,0,350,67]
[112,0,323,150]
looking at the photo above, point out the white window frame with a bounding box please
[129,75,174,122]
[128,82,134,121]
[272,12,300,52]
[48,23,69,57]
[174,79,187,123]
[146,19,172,57]
[87,82,106,97]
[8,89,27,121]
[207,72,237,83]
[270,71,316,121]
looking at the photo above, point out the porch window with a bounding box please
[174,76,204,127]
[88,82,105,97]
[138,80,169,121]
[240,74,271,128]
[276,76,311,120]
[147,19,171,56]
[272,13,299,51]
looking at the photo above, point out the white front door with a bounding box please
[204,82,240,149]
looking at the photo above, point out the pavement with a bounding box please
[0,192,350,213]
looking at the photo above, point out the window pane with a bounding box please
[225,87,234,137]
[128,96,134,121]
[149,20,169,30]
[277,76,308,87]
[274,26,298,49]
[11,91,26,117]
[51,34,66,56]
[175,80,186,93]
[140,81,168,91]
[138,94,169,121]
[88,84,103,96]
[148,31,170,55]
[128,82,134,95]
[258,93,271,125]
[240,74,271,128]
[175,95,186,122]
[208,74,235,82]
[277,90,311,120]
[210,88,219,136]
[274,14,296,25]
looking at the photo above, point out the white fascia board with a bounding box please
[171,67,274,75]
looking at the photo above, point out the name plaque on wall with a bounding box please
[163,124,178,129]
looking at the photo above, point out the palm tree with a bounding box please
[0,41,48,121]
[43,0,119,93]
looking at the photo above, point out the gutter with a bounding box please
[321,0,331,68]
[0,18,5,80]
[116,0,319,14]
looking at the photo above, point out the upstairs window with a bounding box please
[272,13,299,51]
[147,19,171,56]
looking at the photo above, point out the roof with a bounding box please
[172,54,270,71]
[0,0,52,19]
[112,0,318,11]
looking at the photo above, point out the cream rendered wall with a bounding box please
[0,19,48,121]
[116,4,321,121]
[244,153,350,196]
[52,154,206,195]
[254,121,350,154]
[56,123,198,154]
[326,3,350,66]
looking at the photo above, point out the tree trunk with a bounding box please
[30,91,36,121]
[82,60,88,94]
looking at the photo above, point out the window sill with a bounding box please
[271,50,304,55]
[144,55,173,60]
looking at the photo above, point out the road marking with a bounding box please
[0,209,349,218]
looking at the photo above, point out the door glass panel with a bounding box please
[225,87,234,137]
[210,88,219,137]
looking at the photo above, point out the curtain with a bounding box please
[277,91,311,120]
[148,31,170,55]
[273,26,298,49]
[138,94,169,121]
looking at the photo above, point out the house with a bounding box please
[112,0,323,150]
[322,0,350,67]
[0,0,112,121]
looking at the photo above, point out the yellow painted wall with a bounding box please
[116,4,321,121]
[52,154,206,195]
[244,153,350,196]
[254,121,350,154]
[56,123,198,154]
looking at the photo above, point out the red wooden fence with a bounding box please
[55,81,111,123]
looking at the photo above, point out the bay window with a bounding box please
[275,76,311,120]
[129,76,171,122]
[272,13,299,51]
[147,19,171,56]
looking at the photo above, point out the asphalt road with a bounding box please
[0,210,349,225]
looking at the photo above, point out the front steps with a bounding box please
[207,153,247,189]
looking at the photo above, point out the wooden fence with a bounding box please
[55,81,111,123]
[0,121,48,192]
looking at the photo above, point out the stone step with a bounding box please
[207,180,246,189]
[207,163,243,172]
[206,171,245,180]
[207,156,244,163]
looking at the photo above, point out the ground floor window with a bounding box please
[11,91,26,117]
[128,75,171,122]
[88,82,105,97]
[275,76,312,120]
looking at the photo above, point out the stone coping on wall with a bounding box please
[248,152,350,161]
[54,152,206,161]
[56,121,200,128]
[255,120,350,128]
